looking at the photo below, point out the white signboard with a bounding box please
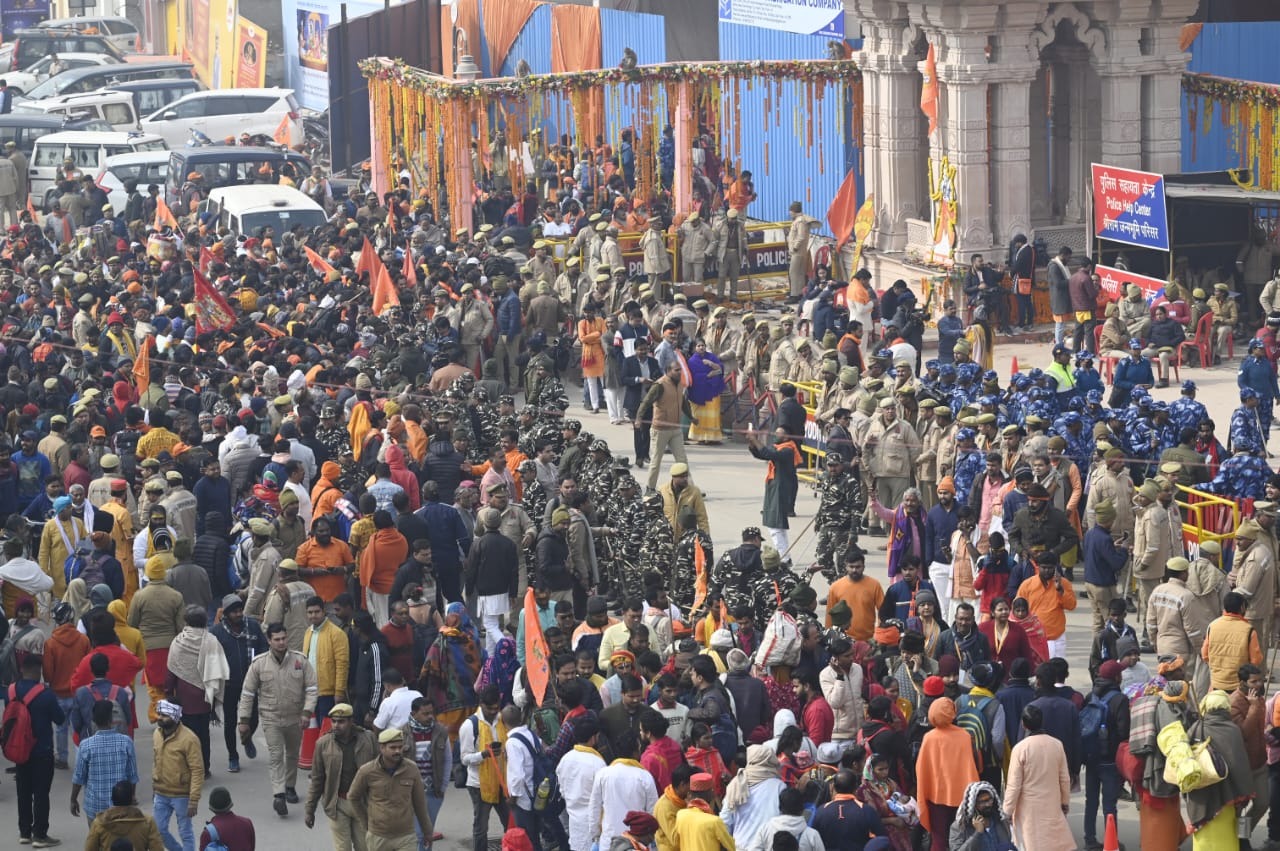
[717,0,844,39]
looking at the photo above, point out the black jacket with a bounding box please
[535,527,571,591]
[210,618,268,687]
[621,354,661,417]
[352,639,391,721]
[465,530,518,597]
[423,439,465,498]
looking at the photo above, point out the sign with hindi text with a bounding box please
[1092,163,1170,252]
[1095,265,1166,302]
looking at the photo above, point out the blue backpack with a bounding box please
[203,822,228,851]
[509,730,564,814]
[1080,689,1119,761]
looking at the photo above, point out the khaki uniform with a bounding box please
[786,214,811,297]
[1085,469,1136,541]
[706,323,741,377]
[306,728,378,851]
[713,214,749,298]
[238,648,318,795]
[678,219,713,284]
[1209,293,1238,359]
[768,339,797,391]
[1132,502,1181,641]
[641,228,670,285]
[1229,543,1277,651]
[527,255,557,286]
[450,297,495,375]
[262,580,314,652]
[244,543,282,622]
[599,236,623,275]
[865,416,919,519]
[1147,576,1211,692]
[347,757,433,848]
[159,486,197,543]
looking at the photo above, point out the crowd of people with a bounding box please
[0,139,1277,851]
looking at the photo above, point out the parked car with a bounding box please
[37,16,140,54]
[30,130,166,207]
[14,90,138,131]
[0,114,112,157]
[94,150,168,215]
[200,184,327,236]
[0,27,125,72]
[105,78,202,117]
[1,52,123,97]
[20,60,194,101]
[164,145,310,208]
[139,88,302,149]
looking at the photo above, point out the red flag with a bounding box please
[825,169,860,250]
[154,196,179,230]
[522,589,551,707]
[305,246,336,276]
[920,43,938,135]
[192,269,236,333]
[402,249,417,287]
[372,264,400,315]
[133,335,151,398]
[198,246,217,275]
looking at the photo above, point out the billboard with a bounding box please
[717,0,843,39]
[1095,264,1167,302]
[234,18,267,88]
[284,0,385,111]
[1091,163,1170,252]
[0,0,48,39]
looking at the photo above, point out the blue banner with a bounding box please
[718,0,844,39]
[1092,162,1170,252]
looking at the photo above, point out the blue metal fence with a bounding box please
[1182,23,1280,175]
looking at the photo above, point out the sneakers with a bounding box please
[244,739,258,759]
[19,838,30,845]
[274,794,288,816]
[285,787,300,804]
[53,759,69,770]
[32,838,60,848]
[228,758,240,773]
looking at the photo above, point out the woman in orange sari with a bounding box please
[1010,596,1049,667]
[578,301,607,414]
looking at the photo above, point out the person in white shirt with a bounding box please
[371,669,422,733]
[459,687,510,850]
[557,717,607,851]
[588,729,658,850]
[505,705,571,850]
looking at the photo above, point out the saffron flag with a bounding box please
[25,196,38,224]
[826,169,860,250]
[522,588,551,707]
[920,42,938,135]
[304,246,336,276]
[154,196,179,230]
[674,349,692,388]
[133,335,151,398]
[192,269,236,333]
[402,249,417,287]
[273,114,291,145]
[354,236,379,284]
[690,539,708,617]
[386,206,396,233]
[371,264,400,315]
[198,246,217,275]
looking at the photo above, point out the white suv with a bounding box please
[139,88,302,148]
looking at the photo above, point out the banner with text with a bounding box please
[717,0,843,38]
[234,17,267,88]
[1092,163,1170,252]
[1095,265,1167,302]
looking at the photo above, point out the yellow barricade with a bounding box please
[1174,484,1239,554]
[792,379,826,484]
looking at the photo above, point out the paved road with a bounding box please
[17,332,1260,850]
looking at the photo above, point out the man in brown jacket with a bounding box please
[305,702,378,850]
[83,780,165,851]
[348,728,434,851]
[152,700,203,851]
[638,360,693,492]
[1229,663,1270,835]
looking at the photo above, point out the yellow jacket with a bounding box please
[303,619,349,699]
[38,514,86,600]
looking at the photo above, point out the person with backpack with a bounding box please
[70,699,138,825]
[505,702,570,851]
[199,786,256,851]
[83,780,164,851]
[4,653,65,847]
[42,600,89,769]
[953,661,1007,793]
[69,651,133,742]
[1080,660,1129,851]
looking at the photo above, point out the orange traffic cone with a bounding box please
[1103,813,1120,851]
[1010,356,1019,375]
[298,716,332,769]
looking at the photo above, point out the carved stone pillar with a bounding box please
[935,31,995,253]
[990,67,1037,244]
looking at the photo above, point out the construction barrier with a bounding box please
[1176,483,1241,567]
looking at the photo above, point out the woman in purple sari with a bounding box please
[687,339,725,443]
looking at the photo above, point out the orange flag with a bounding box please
[402,249,417,286]
[354,236,379,284]
[305,246,336,276]
[198,246,217,275]
[133,335,151,398]
[522,588,551,707]
[154,196,179,230]
[273,114,291,145]
[25,196,38,224]
[825,168,860,250]
[690,539,708,617]
[386,206,396,233]
[920,42,938,135]
[372,264,400,315]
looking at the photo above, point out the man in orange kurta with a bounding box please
[294,517,354,603]
[915,696,978,848]
[359,512,408,628]
[1015,552,1077,660]
[824,547,884,641]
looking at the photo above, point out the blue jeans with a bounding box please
[1084,759,1120,842]
[154,793,195,851]
[414,793,446,847]
[55,696,74,762]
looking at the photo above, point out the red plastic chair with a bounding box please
[1094,325,1119,383]
[1177,311,1213,369]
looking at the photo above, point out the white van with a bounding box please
[139,88,303,148]
[30,130,166,207]
[38,17,140,53]
[202,185,327,236]
[15,91,138,131]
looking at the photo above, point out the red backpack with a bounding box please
[1,682,44,764]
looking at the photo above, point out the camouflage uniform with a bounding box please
[813,466,863,582]
[530,375,570,414]
[638,494,675,595]
[316,423,351,459]
[711,543,762,618]
[752,568,802,623]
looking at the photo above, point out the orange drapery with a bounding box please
[483,0,541,77]
[826,168,860,249]
[1179,22,1203,52]
[551,5,603,148]
[441,0,481,78]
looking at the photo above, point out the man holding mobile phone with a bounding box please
[1229,663,1269,838]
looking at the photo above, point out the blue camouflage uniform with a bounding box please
[953,441,985,505]
[1229,394,1266,455]
[1202,447,1270,500]
[1238,344,1280,434]
[1169,381,1209,438]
